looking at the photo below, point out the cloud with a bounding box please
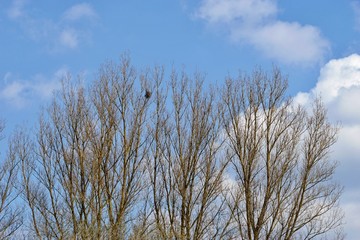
[0,81,26,107]
[341,190,360,240]
[293,54,360,238]
[241,21,329,65]
[195,0,330,65]
[7,0,27,20]
[59,28,78,49]
[294,54,360,122]
[62,3,97,21]
[196,0,277,24]
[6,1,98,51]
[0,69,67,108]
[352,1,360,31]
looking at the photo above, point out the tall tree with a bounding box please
[0,120,22,239]
[9,58,343,239]
[148,70,232,240]
[15,56,151,239]
[222,68,343,240]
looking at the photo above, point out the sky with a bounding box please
[1,0,360,238]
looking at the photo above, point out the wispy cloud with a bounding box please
[196,0,277,24]
[0,80,26,107]
[6,1,98,52]
[0,69,67,108]
[62,3,97,21]
[7,0,27,20]
[352,1,360,31]
[195,0,330,65]
[59,28,79,49]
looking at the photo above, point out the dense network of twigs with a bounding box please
[0,56,344,240]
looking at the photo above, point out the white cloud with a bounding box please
[59,29,78,48]
[7,0,27,20]
[243,21,329,65]
[196,0,277,24]
[352,1,360,31]
[6,1,98,51]
[0,69,66,108]
[63,3,97,21]
[343,203,360,239]
[327,87,360,124]
[294,54,360,238]
[0,81,27,107]
[315,54,360,102]
[340,190,360,240]
[295,54,360,123]
[195,0,329,65]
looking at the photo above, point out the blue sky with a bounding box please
[1,0,360,238]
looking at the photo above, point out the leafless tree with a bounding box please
[148,69,233,240]
[8,58,343,240]
[14,56,151,239]
[222,68,344,240]
[0,121,22,239]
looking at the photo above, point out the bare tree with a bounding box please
[148,70,233,240]
[222,68,344,240]
[14,56,151,239]
[8,58,343,239]
[89,58,152,239]
[0,121,22,239]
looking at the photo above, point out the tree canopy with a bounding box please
[1,56,343,239]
